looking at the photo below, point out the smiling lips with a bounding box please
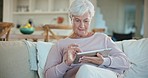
[79,29,85,32]
[78,28,85,31]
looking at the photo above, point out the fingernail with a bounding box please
[81,56,85,59]
[79,58,81,62]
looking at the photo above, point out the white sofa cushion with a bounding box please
[122,38,148,78]
[35,38,148,78]
[115,41,123,50]
[36,41,53,78]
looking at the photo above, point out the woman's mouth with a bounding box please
[78,28,85,31]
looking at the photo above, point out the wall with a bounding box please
[97,0,125,34]
[3,0,13,22]
[134,0,143,37]
[144,0,148,38]
[96,0,143,36]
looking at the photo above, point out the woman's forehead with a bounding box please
[72,12,91,19]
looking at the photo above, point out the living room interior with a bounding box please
[0,0,148,42]
[0,0,148,78]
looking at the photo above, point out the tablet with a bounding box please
[73,48,112,64]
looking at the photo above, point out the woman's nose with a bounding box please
[79,22,85,28]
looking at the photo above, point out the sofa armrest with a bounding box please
[0,41,37,78]
[120,38,148,78]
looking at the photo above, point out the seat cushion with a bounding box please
[122,38,148,78]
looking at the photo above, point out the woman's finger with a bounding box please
[68,44,79,48]
[74,47,81,53]
[80,56,94,63]
[80,56,103,64]
[68,44,82,54]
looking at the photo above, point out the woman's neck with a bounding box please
[69,32,94,39]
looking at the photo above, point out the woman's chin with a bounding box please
[78,32,87,37]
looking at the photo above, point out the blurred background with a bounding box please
[1,0,148,41]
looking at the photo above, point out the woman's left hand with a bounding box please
[79,53,104,65]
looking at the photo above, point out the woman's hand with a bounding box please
[79,53,104,65]
[64,44,81,66]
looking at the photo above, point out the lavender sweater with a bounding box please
[44,33,130,78]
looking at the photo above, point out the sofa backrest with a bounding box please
[0,41,37,78]
[0,38,148,78]
[117,38,148,78]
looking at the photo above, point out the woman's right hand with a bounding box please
[64,44,81,66]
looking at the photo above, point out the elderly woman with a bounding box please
[44,0,130,78]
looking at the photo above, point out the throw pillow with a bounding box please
[36,41,53,78]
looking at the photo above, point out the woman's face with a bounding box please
[71,12,91,37]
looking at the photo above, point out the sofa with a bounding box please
[0,38,148,78]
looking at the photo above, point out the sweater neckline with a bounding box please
[66,33,97,40]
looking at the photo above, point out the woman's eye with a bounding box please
[75,19,80,22]
[84,20,89,22]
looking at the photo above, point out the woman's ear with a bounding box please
[70,16,72,21]
[70,16,73,24]
[70,15,73,21]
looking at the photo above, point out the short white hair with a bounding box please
[69,0,95,18]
